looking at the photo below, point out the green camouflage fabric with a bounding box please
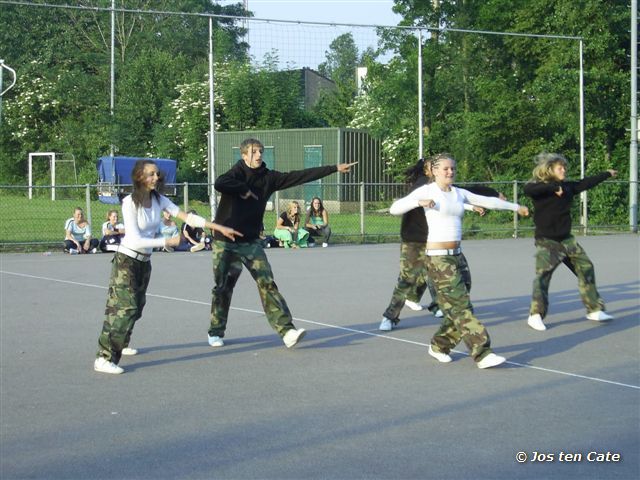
[383,242,438,322]
[209,240,294,337]
[530,235,605,318]
[97,252,152,364]
[426,254,491,362]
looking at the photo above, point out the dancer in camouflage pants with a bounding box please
[97,253,151,364]
[524,152,615,330]
[209,240,294,338]
[383,242,442,324]
[426,253,489,361]
[530,236,604,318]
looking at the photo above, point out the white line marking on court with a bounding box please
[3,269,639,390]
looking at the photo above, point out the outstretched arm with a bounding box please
[459,189,529,216]
[272,162,357,192]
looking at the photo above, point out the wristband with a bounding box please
[186,213,206,228]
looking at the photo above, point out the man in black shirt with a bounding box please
[207,138,356,348]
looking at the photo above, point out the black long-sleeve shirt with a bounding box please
[400,177,502,243]
[213,160,338,242]
[523,172,611,241]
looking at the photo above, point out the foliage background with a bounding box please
[0,0,633,227]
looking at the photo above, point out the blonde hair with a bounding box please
[532,153,568,182]
[286,201,300,223]
[240,138,264,154]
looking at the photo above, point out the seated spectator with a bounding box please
[259,223,280,249]
[180,209,212,252]
[305,196,332,248]
[64,207,99,254]
[157,209,180,252]
[99,209,125,252]
[274,201,309,248]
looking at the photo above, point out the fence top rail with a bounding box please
[0,0,583,41]
[1,180,634,189]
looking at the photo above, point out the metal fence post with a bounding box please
[360,182,365,239]
[183,182,189,211]
[512,180,519,238]
[85,184,92,228]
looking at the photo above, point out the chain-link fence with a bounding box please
[0,180,634,251]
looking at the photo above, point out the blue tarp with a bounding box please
[97,156,177,204]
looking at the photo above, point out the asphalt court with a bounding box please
[1,234,639,479]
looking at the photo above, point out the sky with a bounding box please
[237,0,402,26]
[217,0,404,68]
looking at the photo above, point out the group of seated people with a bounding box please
[63,207,211,254]
[269,197,331,249]
[63,197,332,254]
[156,208,212,252]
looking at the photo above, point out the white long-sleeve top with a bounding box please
[120,194,180,254]
[389,183,520,243]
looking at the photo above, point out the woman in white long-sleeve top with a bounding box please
[94,159,242,375]
[390,153,529,369]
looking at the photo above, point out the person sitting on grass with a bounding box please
[274,201,309,248]
[99,209,125,253]
[305,196,332,247]
[64,207,99,254]
[181,209,212,252]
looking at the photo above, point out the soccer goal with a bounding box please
[28,152,78,200]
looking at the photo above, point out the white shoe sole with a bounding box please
[208,336,225,347]
[428,346,452,363]
[477,354,506,369]
[404,300,424,311]
[379,318,393,331]
[586,311,614,322]
[527,314,547,331]
[283,329,306,348]
[94,359,124,374]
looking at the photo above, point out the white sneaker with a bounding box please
[586,310,614,322]
[283,328,306,348]
[428,345,452,363]
[322,242,328,248]
[190,242,205,253]
[477,353,506,369]
[69,248,79,255]
[90,248,98,254]
[527,313,547,331]
[94,357,124,374]
[434,309,444,318]
[404,300,425,311]
[379,317,393,331]
[207,335,224,347]
[122,347,138,356]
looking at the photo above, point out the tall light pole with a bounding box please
[630,0,638,232]
[110,0,115,157]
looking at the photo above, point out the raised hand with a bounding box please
[218,226,243,241]
[337,162,358,173]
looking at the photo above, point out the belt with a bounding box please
[426,247,461,256]
[116,245,151,262]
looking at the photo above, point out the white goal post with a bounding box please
[28,152,77,200]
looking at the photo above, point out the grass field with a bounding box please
[0,189,539,251]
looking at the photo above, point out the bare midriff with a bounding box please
[426,241,460,249]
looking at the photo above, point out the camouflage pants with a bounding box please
[530,236,604,318]
[96,252,151,364]
[209,240,294,338]
[426,253,491,362]
[383,242,438,322]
